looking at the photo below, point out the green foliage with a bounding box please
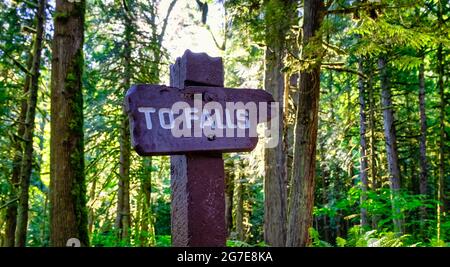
[342,227,413,247]
[226,239,266,247]
[154,194,171,236]
[314,181,450,246]
[336,236,347,247]
[91,229,123,247]
[246,177,265,244]
[226,239,253,247]
[0,0,449,248]
[26,188,49,247]
[430,238,448,247]
[311,226,422,247]
[155,235,171,247]
[309,228,332,247]
[225,0,265,44]
[315,184,440,235]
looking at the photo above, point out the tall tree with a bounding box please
[2,1,37,247]
[368,66,379,229]
[15,0,47,247]
[4,48,32,248]
[358,58,369,228]
[50,0,89,246]
[139,158,155,246]
[436,0,446,242]
[287,0,324,247]
[418,56,428,197]
[115,2,132,242]
[379,56,403,234]
[263,0,295,247]
[87,176,96,236]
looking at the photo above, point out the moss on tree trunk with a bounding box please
[50,0,89,247]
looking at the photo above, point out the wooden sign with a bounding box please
[125,84,274,156]
[127,50,275,247]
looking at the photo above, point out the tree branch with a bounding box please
[326,3,412,15]
[159,0,178,44]
[0,46,32,75]
[0,198,19,210]
[323,41,347,55]
[206,25,225,51]
[322,65,367,78]
[122,0,136,22]
[21,0,39,8]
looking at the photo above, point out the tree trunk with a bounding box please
[287,0,324,247]
[378,57,403,234]
[358,58,369,229]
[367,64,379,228]
[437,42,445,241]
[319,143,329,242]
[135,187,142,245]
[3,45,34,248]
[14,0,47,247]
[325,70,336,242]
[87,177,97,236]
[115,11,132,242]
[224,156,235,236]
[418,57,428,223]
[139,158,153,246]
[235,158,245,241]
[263,0,296,247]
[50,0,89,247]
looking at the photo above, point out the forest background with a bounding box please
[0,0,449,247]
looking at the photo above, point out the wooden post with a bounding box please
[169,50,227,246]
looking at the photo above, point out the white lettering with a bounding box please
[158,108,175,129]
[137,99,276,144]
[138,107,156,129]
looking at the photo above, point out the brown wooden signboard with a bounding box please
[125,84,274,156]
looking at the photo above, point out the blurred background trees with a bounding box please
[0,0,448,247]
